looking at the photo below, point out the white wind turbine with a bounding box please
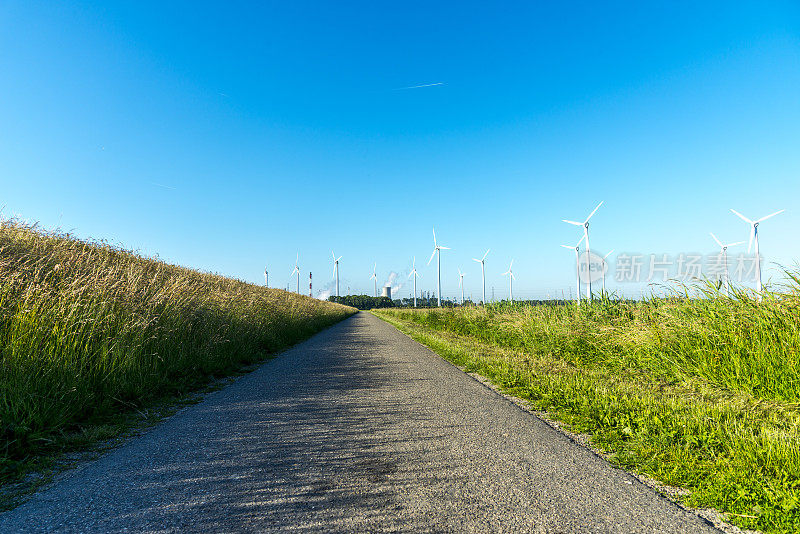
[290,253,300,293]
[730,208,784,297]
[458,268,466,305]
[264,266,268,287]
[331,251,342,297]
[472,248,490,306]
[563,201,603,300]
[709,234,744,298]
[561,235,586,303]
[502,260,515,304]
[408,257,420,308]
[427,227,450,307]
[600,249,614,296]
[370,263,378,297]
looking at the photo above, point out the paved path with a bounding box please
[0,312,719,533]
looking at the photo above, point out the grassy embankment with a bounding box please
[0,220,355,488]
[374,285,800,534]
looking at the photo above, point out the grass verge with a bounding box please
[0,220,355,498]
[374,296,800,534]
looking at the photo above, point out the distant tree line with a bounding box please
[330,294,615,310]
[328,295,394,309]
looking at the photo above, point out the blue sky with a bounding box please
[2,1,799,300]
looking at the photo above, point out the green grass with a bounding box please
[374,286,800,533]
[0,220,355,487]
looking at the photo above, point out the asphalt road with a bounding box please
[0,311,720,533]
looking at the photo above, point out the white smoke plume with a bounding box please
[315,279,337,300]
[382,271,404,297]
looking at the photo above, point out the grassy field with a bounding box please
[374,286,800,533]
[0,220,355,487]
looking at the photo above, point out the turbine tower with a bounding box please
[563,201,603,300]
[502,260,515,304]
[730,208,783,297]
[710,233,744,297]
[264,266,268,287]
[427,227,450,307]
[290,253,300,294]
[408,257,420,308]
[331,251,342,297]
[472,249,490,306]
[458,268,466,305]
[561,235,586,304]
[370,263,378,297]
[600,249,614,296]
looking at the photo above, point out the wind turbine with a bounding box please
[730,208,784,297]
[290,253,300,293]
[264,266,268,287]
[502,260,515,304]
[408,257,420,307]
[709,233,744,297]
[427,227,450,307]
[472,248,490,306]
[561,235,586,304]
[370,263,378,297]
[600,249,614,296]
[331,251,342,297]
[458,268,466,305]
[563,201,603,300]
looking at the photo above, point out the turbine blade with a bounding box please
[509,259,514,269]
[332,250,335,260]
[560,244,573,249]
[439,246,450,250]
[562,219,583,226]
[756,209,784,223]
[709,232,722,247]
[585,201,603,222]
[748,226,755,253]
[726,241,745,248]
[604,249,615,259]
[511,272,516,280]
[432,227,437,247]
[337,256,342,261]
[577,234,586,246]
[472,258,481,262]
[482,248,490,260]
[427,249,437,265]
[730,209,752,224]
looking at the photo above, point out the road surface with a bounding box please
[0,311,719,533]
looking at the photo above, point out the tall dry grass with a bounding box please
[0,220,354,480]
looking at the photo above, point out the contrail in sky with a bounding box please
[395,82,445,90]
[151,182,177,190]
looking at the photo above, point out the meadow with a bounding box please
[0,220,354,487]
[375,284,800,533]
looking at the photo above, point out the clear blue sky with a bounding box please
[2,1,799,300]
